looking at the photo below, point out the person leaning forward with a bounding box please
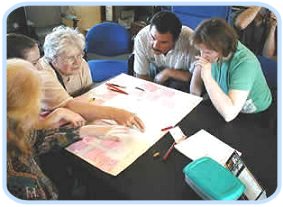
[134,11,196,93]
[189,18,272,122]
[36,26,144,131]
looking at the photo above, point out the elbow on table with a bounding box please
[219,102,242,122]
[190,90,201,97]
[189,86,202,97]
[223,116,235,123]
[222,112,238,123]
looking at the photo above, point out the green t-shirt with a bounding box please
[211,41,272,113]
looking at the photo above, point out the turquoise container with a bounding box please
[183,157,245,200]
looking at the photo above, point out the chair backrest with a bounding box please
[257,56,277,89]
[171,6,231,29]
[85,22,130,56]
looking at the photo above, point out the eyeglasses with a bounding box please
[59,52,84,64]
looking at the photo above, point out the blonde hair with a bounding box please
[7,59,41,155]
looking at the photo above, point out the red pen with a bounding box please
[108,83,126,88]
[106,83,128,95]
[107,87,129,95]
[161,126,173,131]
[163,141,176,161]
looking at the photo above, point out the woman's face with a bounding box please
[24,45,41,67]
[196,43,221,63]
[53,46,84,75]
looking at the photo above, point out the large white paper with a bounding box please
[66,74,203,175]
[175,129,240,166]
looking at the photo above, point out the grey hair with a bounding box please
[43,25,85,62]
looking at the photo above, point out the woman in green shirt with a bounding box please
[190,18,272,122]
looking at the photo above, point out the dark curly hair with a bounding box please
[150,11,182,41]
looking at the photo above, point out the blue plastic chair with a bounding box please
[171,6,231,29]
[257,56,277,89]
[85,22,131,82]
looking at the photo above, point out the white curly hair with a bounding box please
[43,25,85,62]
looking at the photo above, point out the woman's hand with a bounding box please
[154,69,170,84]
[190,63,203,96]
[111,108,145,132]
[80,125,130,141]
[194,56,212,80]
[60,108,86,127]
[44,108,86,128]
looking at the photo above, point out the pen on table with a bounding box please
[107,87,129,95]
[135,86,145,91]
[162,141,176,161]
[106,83,128,95]
[107,83,126,88]
[161,126,174,131]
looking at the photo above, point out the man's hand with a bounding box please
[154,68,171,84]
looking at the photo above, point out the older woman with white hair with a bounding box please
[37,26,145,131]
[37,26,91,96]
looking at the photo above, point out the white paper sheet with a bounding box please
[175,129,240,166]
[66,74,203,175]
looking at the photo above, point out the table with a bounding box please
[42,97,276,200]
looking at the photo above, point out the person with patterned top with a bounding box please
[7,59,133,199]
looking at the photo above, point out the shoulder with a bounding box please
[136,25,150,41]
[134,25,151,55]
[79,59,92,82]
[76,59,91,81]
[181,26,194,36]
[81,59,90,72]
[37,58,51,71]
[233,41,258,64]
[175,26,194,52]
[37,58,57,77]
[229,42,260,73]
[178,26,193,44]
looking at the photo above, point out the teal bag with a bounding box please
[183,157,245,200]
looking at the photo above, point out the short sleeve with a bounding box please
[81,60,93,87]
[39,69,73,111]
[133,27,150,75]
[229,60,256,91]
